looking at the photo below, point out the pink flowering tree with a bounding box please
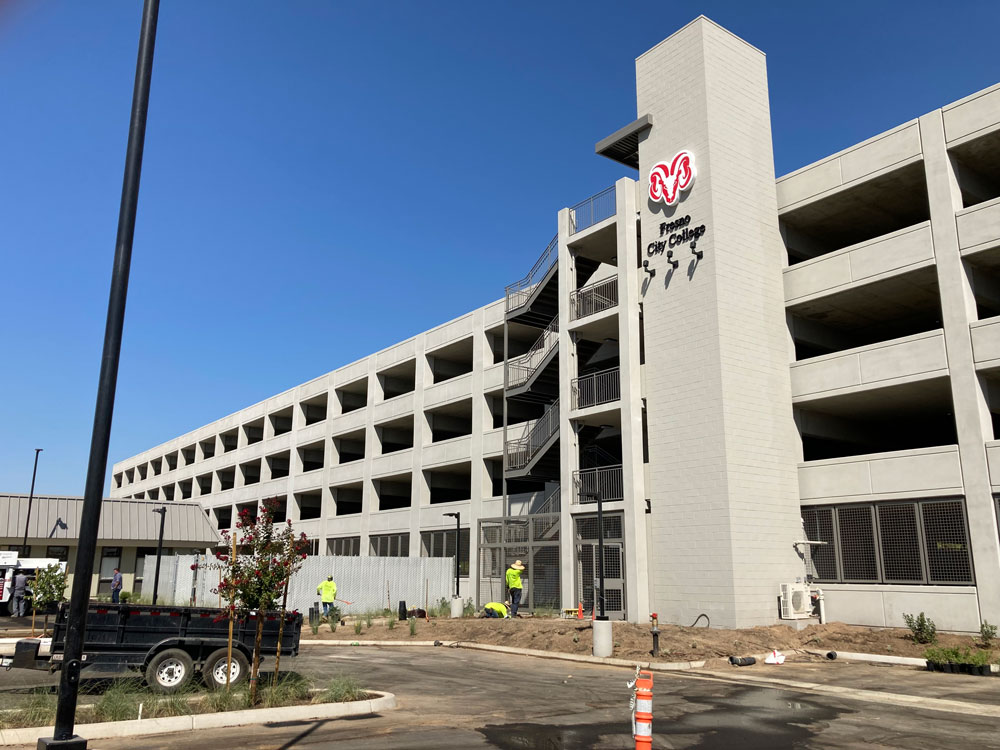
[211,497,310,703]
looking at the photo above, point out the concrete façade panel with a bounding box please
[798,446,962,502]
[969,317,1000,365]
[820,585,981,632]
[956,197,1000,253]
[943,83,1000,143]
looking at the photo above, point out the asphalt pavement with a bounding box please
[2,644,1000,748]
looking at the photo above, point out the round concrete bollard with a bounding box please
[450,597,464,619]
[592,618,613,658]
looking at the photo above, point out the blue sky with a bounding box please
[2,1,999,495]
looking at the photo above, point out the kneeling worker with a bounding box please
[483,601,508,619]
[317,575,337,617]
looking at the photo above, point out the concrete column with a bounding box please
[468,309,488,601]
[410,337,429,555]
[359,358,379,556]
[615,176,650,622]
[556,207,578,612]
[920,110,1000,624]
[636,17,802,627]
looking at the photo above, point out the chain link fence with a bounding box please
[141,554,452,615]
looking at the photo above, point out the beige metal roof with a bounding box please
[0,494,219,546]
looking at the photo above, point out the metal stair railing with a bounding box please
[507,319,559,390]
[572,464,624,504]
[534,485,561,515]
[571,367,621,410]
[505,398,560,471]
[569,276,618,321]
[569,185,616,235]
[505,234,558,313]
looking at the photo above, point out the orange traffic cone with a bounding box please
[577,602,583,620]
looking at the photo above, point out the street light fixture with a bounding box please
[22,448,43,557]
[40,1,160,746]
[442,512,461,599]
[150,507,167,605]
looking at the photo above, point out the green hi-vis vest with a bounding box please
[505,568,522,590]
[317,580,337,602]
[485,602,508,617]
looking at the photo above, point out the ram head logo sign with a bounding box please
[648,151,695,206]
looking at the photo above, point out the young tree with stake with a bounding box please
[210,497,309,703]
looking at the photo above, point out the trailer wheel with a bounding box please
[146,648,194,693]
[202,648,250,690]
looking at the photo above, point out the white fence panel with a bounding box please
[140,554,453,615]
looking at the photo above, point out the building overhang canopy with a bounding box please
[0,494,220,546]
[595,114,653,169]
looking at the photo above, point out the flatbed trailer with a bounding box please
[8,602,302,692]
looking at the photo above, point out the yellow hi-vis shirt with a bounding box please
[484,602,508,617]
[317,580,337,603]
[505,567,522,590]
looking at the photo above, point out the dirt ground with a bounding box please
[301,616,992,662]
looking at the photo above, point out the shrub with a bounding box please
[364,611,373,628]
[119,591,132,604]
[981,621,997,648]
[354,620,363,635]
[329,619,337,633]
[408,616,417,636]
[316,675,365,704]
[262,673,310,707]
[387,612,397,630]
[903,612,937,644]
[463,598,475,618]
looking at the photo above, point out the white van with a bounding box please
[0,551,66,616]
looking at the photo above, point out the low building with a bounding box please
[0,494,219,599]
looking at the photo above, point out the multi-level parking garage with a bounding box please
[111,17,1000,630]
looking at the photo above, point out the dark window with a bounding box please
[45,546,69,563]
[878,504,923,583]
[802,499,973,585]
[328,537,361,556]
[922,500,973,584]
[801,508,837,580]
[420,529,470,577]
[369,533,409,557]
[837,505,879,582]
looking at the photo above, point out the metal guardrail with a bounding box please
[507,319,559,389]
[569,185,616,235]
[505,399,560,471]
[570,276,618,321]
[571,367,621,410]
[573,464,624,504]
[505,234,558,313]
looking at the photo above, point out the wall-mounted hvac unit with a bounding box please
[779,583,812,620]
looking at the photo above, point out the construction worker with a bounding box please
[483,601,508,619]
[506,559,525,618]
[317,575,337,617]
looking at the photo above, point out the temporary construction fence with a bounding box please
[477,513,560,613]
[140,554,453,616]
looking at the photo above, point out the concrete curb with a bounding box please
[0,690,396,746]
[304,640,944,673]
[693,669,1000,718]
[801,649,927,667]
[304,639,707,671]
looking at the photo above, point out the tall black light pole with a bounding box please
[40,1,160,747]
[150,507,167,605]
[443,512,460,598]
[22,448,43,556]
